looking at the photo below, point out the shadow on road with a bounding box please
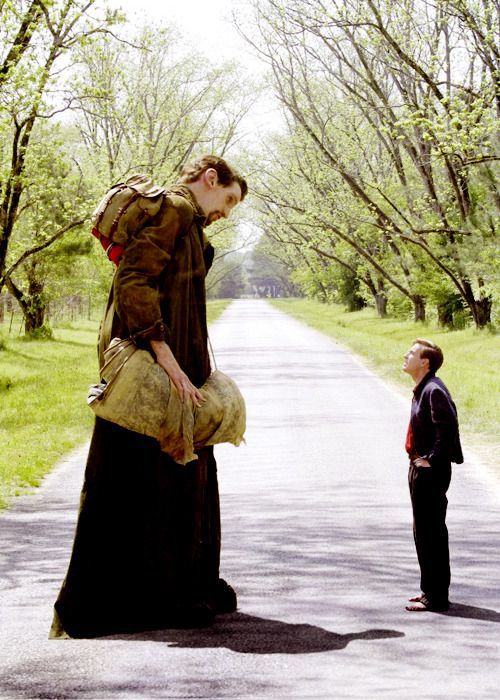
[439,602,500,622]
[109,612,405,654]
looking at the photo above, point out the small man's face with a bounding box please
[204,181,242,226]
[403,343,427,376]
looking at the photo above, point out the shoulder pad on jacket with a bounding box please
[165,193,195,218]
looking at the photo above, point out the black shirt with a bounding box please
[409,372,463,466]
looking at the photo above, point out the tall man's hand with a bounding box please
[150,340,206,407]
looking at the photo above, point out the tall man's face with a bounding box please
[203,180,242,226]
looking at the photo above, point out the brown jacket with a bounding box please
[98,185,214,388]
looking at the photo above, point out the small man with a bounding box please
[403,339,463,612]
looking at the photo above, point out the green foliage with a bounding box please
[209,254,247,299]
[1,2,255,336]
[0,0,122,268]
[386,290,415,320]
[71,26,258,186]
[3,120,95,334]
[245,244,300,299]
[248,0,499,328]
[336,268,366,312]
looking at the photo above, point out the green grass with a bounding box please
[206,299,232,323]
[0,299,232,509]
[271,298,499,471]
[0,321,98,508]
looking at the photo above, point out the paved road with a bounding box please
[0,299,499,699]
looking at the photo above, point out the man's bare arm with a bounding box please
[150,339,205,407]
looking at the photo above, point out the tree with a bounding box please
[1,6,259,333]
[248,236,302,298]
[252,132,407,316]
[72,27,259,187]
[3,121,93,333]
[240,0,499,326]
[208,252,247,298]
[0,0,121,300]
[0,1,45,90]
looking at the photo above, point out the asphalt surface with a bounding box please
[0,298,499,699]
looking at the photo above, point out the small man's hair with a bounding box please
[179,155,248,201]
[414,338,444,373]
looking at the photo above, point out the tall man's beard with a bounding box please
[206,211,223,226]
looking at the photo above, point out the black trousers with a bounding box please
[408,461,451,607]
[53,417,221,637]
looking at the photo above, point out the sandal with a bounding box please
[406,600,428,612]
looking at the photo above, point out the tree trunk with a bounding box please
[347,295,366,312]
[316,280,329,303]
[413,295,426,322]
[372,277,387,317]
[374,292,387,317]
[437,301,453,328]
[5,261,48,336]
[462,279,492,329]
[437,293,464,329]
[0,294,4,324]
[475,296,492,328]
[24,262,46,333]
[24,300,45,334]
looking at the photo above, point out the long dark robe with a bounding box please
[52,187,222,638]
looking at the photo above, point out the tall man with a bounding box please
[50,155,247,638]
[403,339,463,612]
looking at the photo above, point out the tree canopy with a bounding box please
[241,0,499,327]
[0,0,498,333]
[0,0,258,333]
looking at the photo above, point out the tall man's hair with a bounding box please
[179,155,248,201]
[414,338,444,373]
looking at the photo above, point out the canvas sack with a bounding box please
[87,338,246,465]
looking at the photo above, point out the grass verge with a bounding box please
[0,299,232,509]
[271,298,499,473]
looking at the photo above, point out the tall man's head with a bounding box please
[179,155,248,225]
[403,338,444,384]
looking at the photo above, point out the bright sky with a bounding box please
[105,0,282,141]
[108,0,258,67]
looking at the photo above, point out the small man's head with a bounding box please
[179,155,248,225]
[403,338,443,382]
